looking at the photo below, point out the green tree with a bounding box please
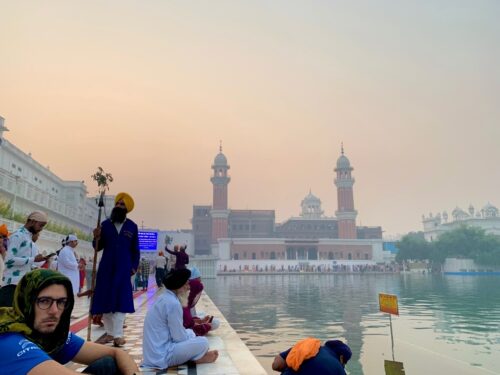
[431,225,500,266]
[396,232,431,262]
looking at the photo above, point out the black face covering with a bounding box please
[110,207,127,223]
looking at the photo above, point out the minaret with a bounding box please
[210,142,230,247]
[334,144,357,239]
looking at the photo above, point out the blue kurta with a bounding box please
[91,218,140,314]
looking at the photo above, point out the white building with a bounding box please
[422,203,500,241]
[0,116,114,234]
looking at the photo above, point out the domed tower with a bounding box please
[300,190,324,219]
[334,144,358,239]
[210,143,230,245]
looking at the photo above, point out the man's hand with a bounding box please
[34,254,46,262]
[93,226,101,239]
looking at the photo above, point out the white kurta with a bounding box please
[57,245,79,294]
[142,289,208,368]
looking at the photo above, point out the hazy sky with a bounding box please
[1,1,499,237]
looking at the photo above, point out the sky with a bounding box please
[0,1,499,237]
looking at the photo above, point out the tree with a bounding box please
[396,232,431,262]
[431,225,500,266]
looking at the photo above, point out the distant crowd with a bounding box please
[219,262,402,273]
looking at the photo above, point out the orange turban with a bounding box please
[115,192,134,213]
[0,224,9,237]
[286,337,321,371]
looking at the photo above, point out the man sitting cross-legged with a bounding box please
[0,269,139,375]
[142,268,218,369]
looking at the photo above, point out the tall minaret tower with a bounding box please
[334,144,358,239]
[210,143,230,249]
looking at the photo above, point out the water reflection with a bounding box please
[204,274,500,375]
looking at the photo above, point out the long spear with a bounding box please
[86,167,113,341]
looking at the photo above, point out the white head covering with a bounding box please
[27,210,48,223]
[67,234,78,242]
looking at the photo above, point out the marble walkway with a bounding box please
[67,277,267,375]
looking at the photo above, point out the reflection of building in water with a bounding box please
[204,274,377,375]
[422,203,500,241]
[193,144,390,264]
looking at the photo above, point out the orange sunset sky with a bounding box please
[1,1,499,236]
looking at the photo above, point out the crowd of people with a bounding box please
[220,262,401,273]
[0,192,353,374]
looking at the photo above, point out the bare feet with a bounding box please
[95,334,114,344]
[113,337,126,347]
[195,350,219,364]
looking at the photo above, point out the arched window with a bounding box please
[348,253,352,260]
[328,251,334,260]
[270,251,276,259]
[234,253,239,260]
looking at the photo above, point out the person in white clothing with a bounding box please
[57,234,80,295]
[142,268,218,369]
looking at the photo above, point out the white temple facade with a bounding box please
[0,116,114,234]
[422,203,500,241]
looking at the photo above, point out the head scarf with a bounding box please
[27,210,48,223]
[0,224,9,237]
[66,234,78,242]
[0,269,74,355]
[163,268,191,290]
[188,278,204,308]
[115,192,134,213]
[325,340,352,363]
[189,266,201,280]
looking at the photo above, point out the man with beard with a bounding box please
[0,211,48,307]
[142,268,219,369]
[91,193,140,347]
[0,269,139,374]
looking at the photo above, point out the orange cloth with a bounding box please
[286,337,321,371]
[0,224,9,237]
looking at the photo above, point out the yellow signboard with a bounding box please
[379,293,399,316]
[384,360,405,375]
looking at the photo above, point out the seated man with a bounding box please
[142,268,218,369]
[272,338,351,375]
[0,269,139,375]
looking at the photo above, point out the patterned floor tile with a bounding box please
[66,277,195,375]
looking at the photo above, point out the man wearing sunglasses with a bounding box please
[0,269,139,375]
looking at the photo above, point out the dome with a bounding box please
[213,152,228,166]
[336,154,351,170]
[300,190,324,219]
[481,202,498,218]
[302,191,321,205]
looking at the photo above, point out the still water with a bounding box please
[204,274,500,375]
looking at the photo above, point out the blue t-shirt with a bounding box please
[0,332,85,374]
[280,346,346,375]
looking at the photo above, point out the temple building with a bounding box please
[0,116,114,233]
[423,203,500,241]
[193,145,388,263]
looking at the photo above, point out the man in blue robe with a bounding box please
[91,192,140,347]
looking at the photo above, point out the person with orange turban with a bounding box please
[91,192,140,347]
